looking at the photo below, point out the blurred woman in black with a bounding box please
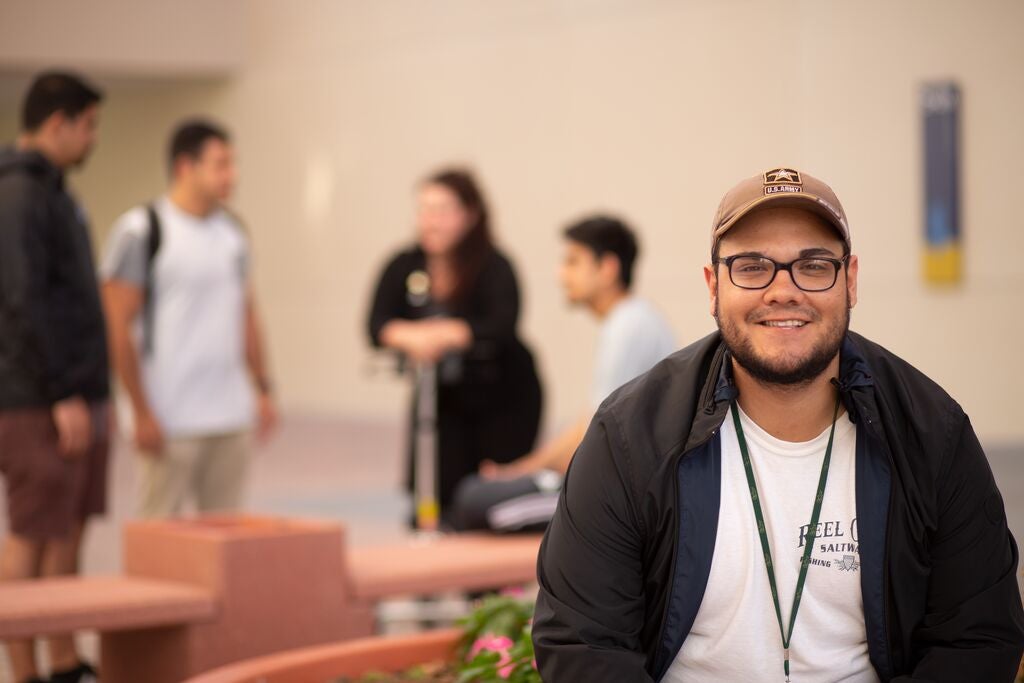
[367,168,542,526]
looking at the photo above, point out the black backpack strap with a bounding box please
[142,203,161,357]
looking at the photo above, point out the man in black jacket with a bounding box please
[0,72,108,683]
[533,168,1024,682]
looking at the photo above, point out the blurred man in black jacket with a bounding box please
[0,71,108,683]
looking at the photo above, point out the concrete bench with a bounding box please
[0,575,217,639]
[0,516,541,683]
[348,532,542,600]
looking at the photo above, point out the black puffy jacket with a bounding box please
[534,331,1024,682]
[0,146,108,408]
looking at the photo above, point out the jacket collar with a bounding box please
[686,332,877,452]
[836,335,877,427]
[0,146,64,190]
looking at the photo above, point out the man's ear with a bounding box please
[599,252,622,288]
[704,263,718,317]
[171,154,193,181]
[845,254,859,309]
[39,110,69,136]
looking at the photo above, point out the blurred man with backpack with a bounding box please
[101,120,277,518]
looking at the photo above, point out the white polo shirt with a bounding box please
[102,196,254,438]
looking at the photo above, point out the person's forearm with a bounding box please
[543,417,589,473]
[379,318,468,359]
[245,298,272,393]
[379,319,415,352]
[101,282,153,418]
[6,214,72,401]
[24,292,72,402]
[107,320,152,418]
[435,318,473,351]
[513,417,588,474]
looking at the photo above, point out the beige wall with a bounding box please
[3,0,1022,442]
[0,0,246,76]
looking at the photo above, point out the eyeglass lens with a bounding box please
[728,256,838,291]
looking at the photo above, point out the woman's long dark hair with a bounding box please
[424,168,494,305]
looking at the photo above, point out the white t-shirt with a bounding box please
[592,296,676,407]
[665,404,878,683]
[101,196,254,438]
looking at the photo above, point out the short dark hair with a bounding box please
[168,119,230,171]
[564,215,639,290]
[21,71,103,132]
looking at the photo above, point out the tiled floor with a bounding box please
[1,415,1022,682]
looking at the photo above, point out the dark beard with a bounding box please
[716,295,850,388]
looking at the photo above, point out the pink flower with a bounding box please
[499,585,526,597]
[469,633,516,678]
[469,633,514,660]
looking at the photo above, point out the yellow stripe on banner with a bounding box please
[923,243,962,285]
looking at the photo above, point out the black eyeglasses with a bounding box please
[715,254,849,292]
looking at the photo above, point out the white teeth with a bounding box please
[762,320,806,328]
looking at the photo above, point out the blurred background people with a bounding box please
[101,119,277,518]
[367,168,542,527]
[2,4,1023,674]
[453,215,676,532]
[0,71,107,683]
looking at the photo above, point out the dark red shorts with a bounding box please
[0,401,110,540]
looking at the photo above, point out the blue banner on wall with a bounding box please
[921,82,962,284]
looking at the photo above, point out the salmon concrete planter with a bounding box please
[183,628,462,683]
[104,515,357,683]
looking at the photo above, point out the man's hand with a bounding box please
[52,396,92,458]
[134,410,164,455]
[479,459,506,479]
[256,391,278,443]
[480,456,538,480]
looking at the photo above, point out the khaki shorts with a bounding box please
[136,431,251,518]
[0,402,110,540]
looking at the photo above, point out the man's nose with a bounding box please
[762,266,804,306]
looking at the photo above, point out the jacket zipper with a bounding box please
[881,440,896,679]
[860,398,897,680]
[652,344,731,679]
[651,424,721,680]
[652,448,684,680]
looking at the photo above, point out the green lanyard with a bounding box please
[730,394,841,682]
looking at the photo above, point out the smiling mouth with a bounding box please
[759,320,808,328]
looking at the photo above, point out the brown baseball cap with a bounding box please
[711,168,851,256]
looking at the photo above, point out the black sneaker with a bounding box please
[49,662,98,683]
